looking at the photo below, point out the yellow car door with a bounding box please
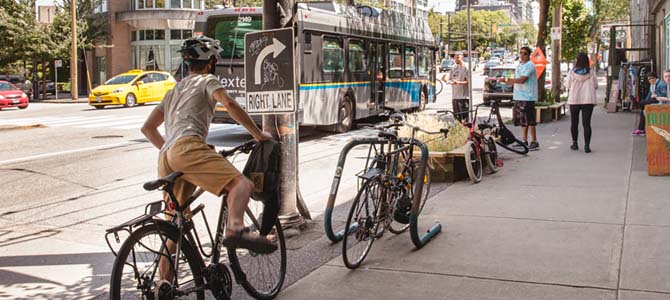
[149,73,168,102]
[136,74,155,103]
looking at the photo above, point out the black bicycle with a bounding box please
[342,109,446,269]
[106,140,286,300]
[484,100,529,155]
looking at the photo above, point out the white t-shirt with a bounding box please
[449,64,470,99]
[157,74,226,153]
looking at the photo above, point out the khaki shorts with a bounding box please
[158,135,241,209]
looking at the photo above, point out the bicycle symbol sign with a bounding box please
[244,28,296,114]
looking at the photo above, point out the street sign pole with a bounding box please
[466,0,473,119]
[259,0,308,229]
[55,63,58,100]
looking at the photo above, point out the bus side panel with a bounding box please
[384,80,419,110]
[299,33,342,126]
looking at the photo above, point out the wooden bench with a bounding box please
[535,102,567,123]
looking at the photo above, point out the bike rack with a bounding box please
[408,139,442,248]
[324,137,385,243]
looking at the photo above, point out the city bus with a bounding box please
[194,1,437,132]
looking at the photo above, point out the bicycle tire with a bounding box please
[495,139,529,155]
[228,201,287,300]
[110,221,205,300]
[435,80,444,96]
[483,137,499,173]
[389,159,431,234]
[342,177,383,269]
[464,141,483,183]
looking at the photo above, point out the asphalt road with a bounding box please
[0,66,508,299]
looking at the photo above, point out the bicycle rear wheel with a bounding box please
[342,177,383,269]
[110,222,205,300]
[483,136,499,173]
[389,158,431,234]
[227,200,286,300]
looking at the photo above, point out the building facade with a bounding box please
[88,0,204,87]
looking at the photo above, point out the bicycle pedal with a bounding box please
[153,280,174,300]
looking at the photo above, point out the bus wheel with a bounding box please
[336,97,354,133]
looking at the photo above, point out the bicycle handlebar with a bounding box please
[219,139,257,157]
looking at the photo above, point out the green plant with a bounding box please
[398,112,469,153]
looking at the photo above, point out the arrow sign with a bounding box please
[244,28,295,115]
[254,38,286,85]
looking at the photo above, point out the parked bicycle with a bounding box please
[106,140,286,300]
[340,108,447,269]
[481,99,529,155]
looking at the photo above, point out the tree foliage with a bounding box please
[428,9,517,52]
[547,0,593,62]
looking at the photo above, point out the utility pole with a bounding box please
[447,13,452,57]
[551,1,562,103]
[262,0,307,230]
[439,22,443,59]
[70,0,78,100]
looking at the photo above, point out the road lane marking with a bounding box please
[0,141,141,166]
[79,118,147,128]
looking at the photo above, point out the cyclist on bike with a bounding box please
[141,35,277,257]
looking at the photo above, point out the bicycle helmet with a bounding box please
[178,35,223,62]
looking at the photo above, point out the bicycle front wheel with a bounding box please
[110,221,205,300]
[342,177,383,269]
[464,141,483,183]
[389,159,431,234]
[228,200,286,300]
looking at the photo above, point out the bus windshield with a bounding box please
[206,15,262,59]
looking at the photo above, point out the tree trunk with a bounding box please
[42,61,48,100]
[536,0,550,101]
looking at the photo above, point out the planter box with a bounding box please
[414,145,469,182]
[535,102,567,123]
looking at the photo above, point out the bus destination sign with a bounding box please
[244,28,295,114]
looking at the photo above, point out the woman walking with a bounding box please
[566,52,598,153]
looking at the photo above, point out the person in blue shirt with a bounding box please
[498,46,539,150]
[633,71,667,136]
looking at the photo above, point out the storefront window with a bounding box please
[184,0,192,9]
[131,31,136,42]
[183,30,192,38]
[156,0,165,8]
[155,30,165,40]
[171,30,181,40]
[139,30,145,40]
[146,30,154,40]
[171,0,181,8]
[134,45,165,71]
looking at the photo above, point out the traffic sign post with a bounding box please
[54,59,62,100]
[244,28,296,114]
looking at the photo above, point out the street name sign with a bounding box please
[54,60,62,67]
[244,28,295,114]
[551,27,561,40]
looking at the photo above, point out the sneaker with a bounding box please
[584,145,591,153]
[631,129,646,136]
[570,142,578,151]
[528,141,540,150]
[513,140,529,148]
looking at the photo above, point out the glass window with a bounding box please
[388,44,402,78]
[418,47,429,76]
[155,29,165,40]
[146,0,154,8]
[207,15,262,59]
[131,31,136,41]
[184,0,192,8]
[323,38,344,73]
[139,30,145,41]
[146,30,154,40]
[405,46,416,77]
[138,0,144,9]
[348,40,367,73]
[183,30,192,38]
[171,30,181,40]
[156,0,164,8]
[150,73,165,82]
[194,0,202,9]
[171,0,181,8]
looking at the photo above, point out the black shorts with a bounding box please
[513,100,537,127]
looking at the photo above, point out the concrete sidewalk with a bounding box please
[278,88,670,298]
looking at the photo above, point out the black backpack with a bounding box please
[243,140,281,235]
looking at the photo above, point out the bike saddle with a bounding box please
[143,172,184,191]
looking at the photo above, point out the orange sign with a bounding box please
[645,104,670,176]
[530,47,548,79]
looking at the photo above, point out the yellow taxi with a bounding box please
[89,70,176,109]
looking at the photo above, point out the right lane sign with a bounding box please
[244,28,295,114]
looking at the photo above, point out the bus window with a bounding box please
[323,38,344,73]
[418,47,429,76]
[388,44,402,79]
[404,46,416,77]
[348,40,367,73]
[206,15,262,59]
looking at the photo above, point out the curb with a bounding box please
[36,99,89,104]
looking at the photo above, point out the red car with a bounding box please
[0,80,29,110]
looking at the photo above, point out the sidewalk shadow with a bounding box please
[0,252,114,300]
